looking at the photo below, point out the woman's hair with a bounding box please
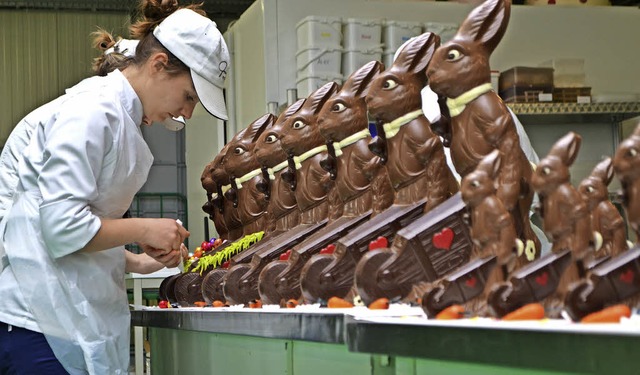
[91,28,134,76]
[129,0,206,76]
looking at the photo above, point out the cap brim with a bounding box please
[192,70,228,121]
[161,116,186,131]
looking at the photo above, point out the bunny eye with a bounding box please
[629,148,638,157]
[446,49,463,62]
[586,186,595,193]
[265,134,277,144]
[332,102,347,112]
[382,79,398,90]
[542,167,551,175]
[471,180,480,188]
[292,120,306,129]
[233,147,245,155]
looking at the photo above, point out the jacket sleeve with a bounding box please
[0,120,36,222]
[37,93,117,259]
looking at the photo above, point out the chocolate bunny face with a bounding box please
[210,142,233,187]
[366,33,438,123]
[280,82,339,156]
[461,149,501,208]
[254,99,306,168]
[579,158,614,212]
[223,113,274,178]
[613,123,640,182]
[426,0,509,99]
[531,132,581,195]
[318,61,383,142]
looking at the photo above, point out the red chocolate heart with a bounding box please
[319,244,336,255]
[465,276,477,288]
[535,272,548,286]
[433,228,454,250]
[368,236,388,251]
[620,269,634,284]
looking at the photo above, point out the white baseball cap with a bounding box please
[153,8,229,121]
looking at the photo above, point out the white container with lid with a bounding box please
[342,47,383,77]
[343,18,383,50]
[296,16,342,50]
[296,45,342,77]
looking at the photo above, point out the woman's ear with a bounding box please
[148,52,169,74]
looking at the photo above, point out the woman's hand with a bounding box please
[140,218,190,254]
[141,243,188,269]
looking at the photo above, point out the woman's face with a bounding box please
[140,61,199,126]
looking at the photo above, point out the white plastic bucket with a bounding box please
[296,46,342,76]
[296,16,342,50]
[382,20,423,52]
[296,73,343,98]
[343,18,382,50]
[423,22,459,44]
[342,48,383,77]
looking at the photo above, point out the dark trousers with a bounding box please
[0,322,68,375]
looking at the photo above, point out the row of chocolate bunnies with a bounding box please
[159,0,640,321]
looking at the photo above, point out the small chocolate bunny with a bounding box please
[426,0,540,257]
[613,122,640,242]
[488,132,591,318]
[578,157,628,259]
[423,149,518,317]
[563,124,640,321]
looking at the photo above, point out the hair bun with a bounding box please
[140,0,179,21]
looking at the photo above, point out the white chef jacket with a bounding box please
[0,69,153,374]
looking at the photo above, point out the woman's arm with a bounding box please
[125,243,188,274]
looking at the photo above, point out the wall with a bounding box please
[0,10,130,145]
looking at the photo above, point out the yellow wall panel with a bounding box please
[0,10,129,146]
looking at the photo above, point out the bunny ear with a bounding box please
[278,99,306,123]
[308,81,340,114]
[341,60,384,98]
[477,149,502,179]
[394,32,440,75]
[592,157,614,186]
[247,113,276,143]
[456,0,510,55]
[632,121,640,137]
[550,132,582,167]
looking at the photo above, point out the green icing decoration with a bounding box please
[191,231,264,275]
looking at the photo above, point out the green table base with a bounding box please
[134,309,640,375]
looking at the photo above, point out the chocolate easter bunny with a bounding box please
[489,132,592,318]
[222,113,274,235]
[563,124,640,321]
[201,159,229,240]
[160,145,235,305]
[222,99,334,305]
[299,61,397,303]
[258,81,377,305]
[579,157,628,259]
[353,33,470,306]
[426,0,540,257]
[174,115,273,306]
[614,122,640,241]
[423,149,518,317]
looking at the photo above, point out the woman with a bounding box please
[0,1,229,373]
